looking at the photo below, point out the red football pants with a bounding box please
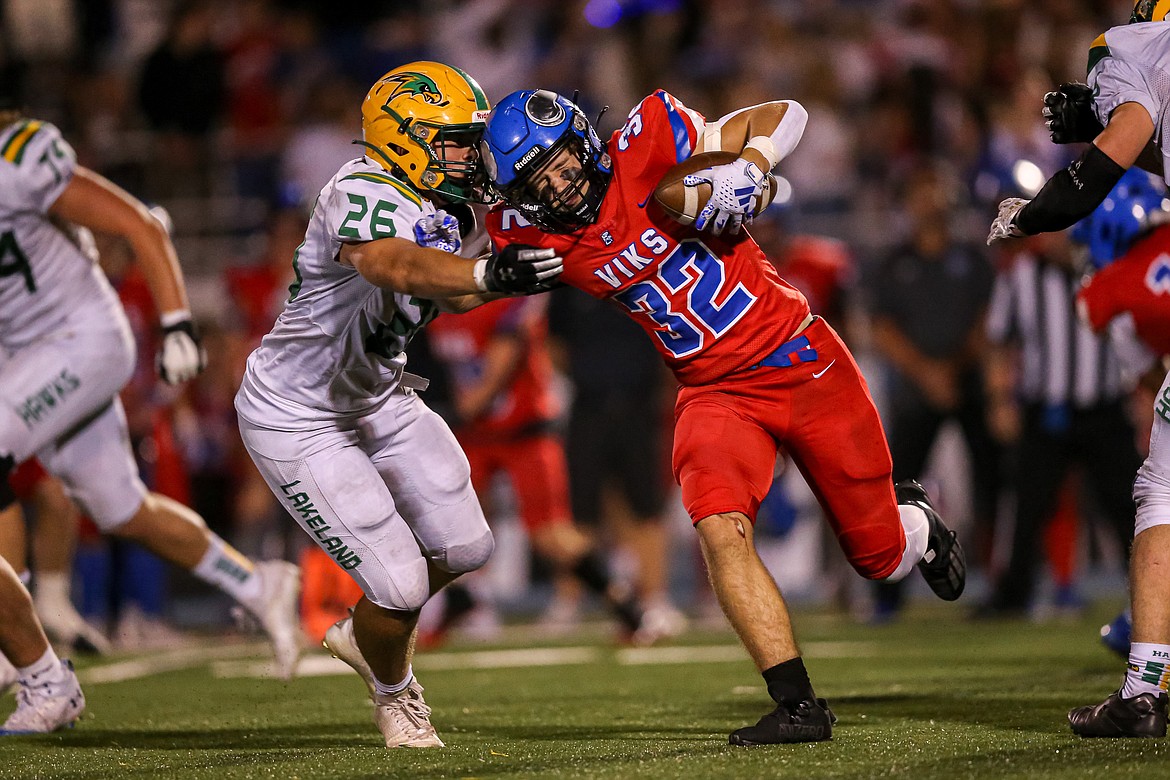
[673,317,905,579]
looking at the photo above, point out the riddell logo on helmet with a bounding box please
[514,145,544,171]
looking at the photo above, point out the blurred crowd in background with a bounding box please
[1,0,1153,647]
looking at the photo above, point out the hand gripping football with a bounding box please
[653,151,781,226]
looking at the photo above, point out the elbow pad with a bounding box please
[1015,144,1125,235]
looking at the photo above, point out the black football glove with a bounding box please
[474,244,564,294]
[156,315,207,385]
[1043,82,1103,145]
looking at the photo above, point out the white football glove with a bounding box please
[413,210,462,255]
[986,198,1030,245]
[156,313,207,385]
[684,157,767,236]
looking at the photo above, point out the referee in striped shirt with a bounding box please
[981,229,1141,615]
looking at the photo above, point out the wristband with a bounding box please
[744,135,779,171]
[472,258,490,293]
[160,309,193,328]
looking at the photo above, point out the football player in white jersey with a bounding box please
[234,61,562,748]
[988,0,1170,738]
[0,99,303,722]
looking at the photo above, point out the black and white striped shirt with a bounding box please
[986,253,1125,408]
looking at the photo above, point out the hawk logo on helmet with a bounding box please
[382,73,449,107]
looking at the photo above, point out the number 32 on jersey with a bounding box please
[612,238,756,358]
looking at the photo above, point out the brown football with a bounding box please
[653,150,780,226]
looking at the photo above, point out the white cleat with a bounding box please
[247,561,302,680]
[0,654,17,697]
[323,617,444,748]
[0,660,85,734]
[323,616,376,696]
[374,681,444,748]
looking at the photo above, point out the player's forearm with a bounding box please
[126,220,190,316]
[434,292,506,314]
[344,238,481,297]
[699,100,808,171]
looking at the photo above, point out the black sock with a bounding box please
[571,551,611,592]
[762,657,815,706]
[572,552,642,632]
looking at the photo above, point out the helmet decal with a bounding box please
[382,72,449,108]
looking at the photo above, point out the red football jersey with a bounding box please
[427,297,559,441]
[485,90,811,386]
[1078,224,1170,357]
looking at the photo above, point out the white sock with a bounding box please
[17,646,63,686]
[192,534,263,605]
[1122,642,1170,698]
[373,665,414,699]
[17,569,31,587]
[882,504,931,582]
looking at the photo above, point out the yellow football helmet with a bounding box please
[359,61,492,204]
[1132,0,1170,22]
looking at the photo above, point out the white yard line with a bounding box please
[80,642,270,684]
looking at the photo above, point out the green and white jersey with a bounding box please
[236,157,443,430]
[1089,23,1170,185]
[0,119,123,353]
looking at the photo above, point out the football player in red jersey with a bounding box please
[427,296,653,644]
[480,89,967,745]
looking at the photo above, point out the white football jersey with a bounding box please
[0,119,125,352]
[1089,22,1170,185]
[236,157,443,430]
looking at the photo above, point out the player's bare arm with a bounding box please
[694,100,808,173]
[341,237,483,297]
[1097,102,1156,169]
[341,237,562,298]
[48,166,189,315]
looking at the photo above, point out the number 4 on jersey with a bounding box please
[0,230,35,293]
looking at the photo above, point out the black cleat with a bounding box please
[896,479,966,601]
[728,698,836,746]
[1069,691,1168,738]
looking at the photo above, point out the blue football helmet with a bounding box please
[1070,167,1169,268]
[480,90,612,233]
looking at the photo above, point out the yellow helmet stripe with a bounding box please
[1,120,43,164]
[342,172,423,208]
[1087,33,1110,75]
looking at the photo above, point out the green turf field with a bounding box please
[2,604,1167,779]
